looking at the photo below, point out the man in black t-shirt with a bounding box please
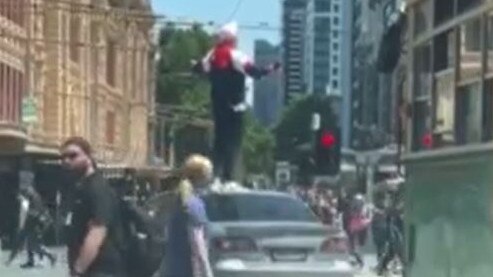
[61,137,124,277]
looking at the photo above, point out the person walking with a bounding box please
[347,194,371,269]
[372,193,388,261]
[5,186,56,268]
[161,154,214,277]
[4,189,30,267]
[61,137,125,277]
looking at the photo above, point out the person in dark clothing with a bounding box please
[21,211,56,268]
[371,193,388,260]
[338,191,351,234]
[5,186,56,268]
[376,195,404,276]
[61,137,125,277]
[192,21,280,182]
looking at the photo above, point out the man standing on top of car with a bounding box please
[192,21,280,183]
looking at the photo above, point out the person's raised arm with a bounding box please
[231,49,280,79]
[192,50,214,74]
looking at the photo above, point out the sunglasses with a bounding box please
[61,152,79,160]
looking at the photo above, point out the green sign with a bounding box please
[22,96,37,124]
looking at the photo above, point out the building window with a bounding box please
[333,43,339,50]
[433,30,455,72]
[433,70,455,147]
[457,0,483,14]
[456,82,482,144]
[433,30,456,147]
[332,68,339,75]
[333,55,338,63]
[333,4,339,13]
[315,0,330,12]
[332,31,339,38]
[459,18,482,82]
[0,63,23,123]
[106,111,116,144]
[414,0,432,36]
[413,42,432,98]
[333,17,339,25]
[106,40,117,87]
[0,0,24,26]
[332,80,338,88]
[412,41,433,151]
[70,17,81,62]
[434,0,453,27]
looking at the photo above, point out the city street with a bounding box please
[0,248,399,277]
[0,248,66,277]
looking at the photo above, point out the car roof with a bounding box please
[206,189,296,199]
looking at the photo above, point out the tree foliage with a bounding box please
[274,95,338,179]
[156,25,213,117]
[242,112,276,176]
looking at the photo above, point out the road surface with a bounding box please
[0,248,400,277]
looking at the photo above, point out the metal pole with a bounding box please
[55,190,61,245]
[366,156,375,205]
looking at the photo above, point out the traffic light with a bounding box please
[314,127,341,176]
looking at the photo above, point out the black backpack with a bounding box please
[118,198,165,277]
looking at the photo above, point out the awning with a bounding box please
[98,163,172,179]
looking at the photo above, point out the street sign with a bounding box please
[22,96,37,124]
[311,113,320,131]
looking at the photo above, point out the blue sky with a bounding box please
[151,0,281,57]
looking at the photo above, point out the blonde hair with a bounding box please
[178,154,213,204]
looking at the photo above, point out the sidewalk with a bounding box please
[0,247,66,277]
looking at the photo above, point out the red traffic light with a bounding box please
[421,133,433,149]
[320,131,336,148]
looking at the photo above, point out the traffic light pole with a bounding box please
[366,159,376,206]
[311,111,320,172]
[356,150,382,205]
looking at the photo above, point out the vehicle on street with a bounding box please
[145,187,355,277]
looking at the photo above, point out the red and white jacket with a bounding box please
[193,41,279,113]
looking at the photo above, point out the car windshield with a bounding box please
[204,194,318,222]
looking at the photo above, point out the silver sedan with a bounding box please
[145,189,355,277]
[204,191,355,277]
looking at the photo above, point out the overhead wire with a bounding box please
[0,1,280,32]
[224,0,244,23]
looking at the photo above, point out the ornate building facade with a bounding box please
[0,0,155,242]
[0,0,154,166]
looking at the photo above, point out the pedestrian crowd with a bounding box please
[289,184,404,275]
[2,135,404,277]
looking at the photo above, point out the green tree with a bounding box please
[156,25,213,116]
[242,112,276,176]
[156,25,215,163]
[274,95,338,180]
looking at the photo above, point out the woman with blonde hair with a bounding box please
[162,154,214,277]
